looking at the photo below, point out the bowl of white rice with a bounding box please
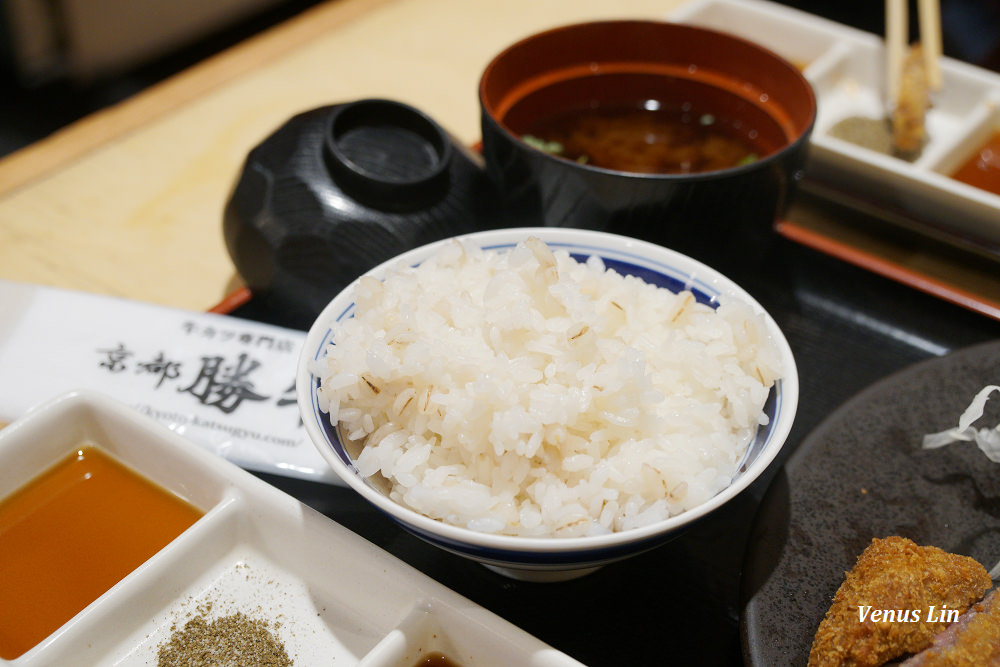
[297,227,797,581]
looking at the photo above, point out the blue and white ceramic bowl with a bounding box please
[296,228,798,581]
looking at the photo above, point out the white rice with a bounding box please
[313,237,781,538]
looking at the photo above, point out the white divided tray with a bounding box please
[0,391,584,667]
[671,0,1000,257]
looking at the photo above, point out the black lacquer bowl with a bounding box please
[479,20,817,267]
[224,99,504,330]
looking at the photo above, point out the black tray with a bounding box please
[228,226,1000,665]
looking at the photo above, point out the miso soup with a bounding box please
[522,101,766,174]
[501,71,789,175]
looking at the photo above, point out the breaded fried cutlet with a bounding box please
[808,536,992,667]
[892,44,931,157]
[902,589,1000,666]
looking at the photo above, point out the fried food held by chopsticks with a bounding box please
[892,44,931,157]
[808,536,992,667]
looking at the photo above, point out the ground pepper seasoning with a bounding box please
[827,115,924,162]
[156,609,292,667]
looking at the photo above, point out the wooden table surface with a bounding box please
[0,0,686,313]
[5,4,1000,664]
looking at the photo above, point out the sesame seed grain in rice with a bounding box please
[312,237,781,538]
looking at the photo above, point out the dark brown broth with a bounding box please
[523,101,764,174]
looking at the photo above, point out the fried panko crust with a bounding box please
[808,536,992,667]
[892,44,931,156]
[902,589,1000,666]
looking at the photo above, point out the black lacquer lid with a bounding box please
[223,99,504,329]
[324,99,453,211]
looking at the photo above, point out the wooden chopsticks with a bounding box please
[917,0,943,89]
[886,0,943,102]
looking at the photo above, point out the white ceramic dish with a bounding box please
[670,0,1000,257]
[0,390,584,667]
[297,227,799,582]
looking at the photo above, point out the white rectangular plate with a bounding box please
[0,391,584,667]
[671,0,1000,258]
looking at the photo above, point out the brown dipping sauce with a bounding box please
[0,446,203,659]
[413,652,462,666]
[950,131,1000,197]
[522,102,764,174]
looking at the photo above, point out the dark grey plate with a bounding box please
[741,339,1000,666]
